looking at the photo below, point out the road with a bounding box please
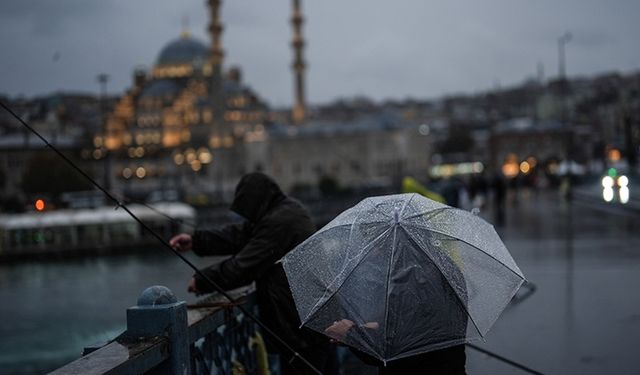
[466,188,640,375]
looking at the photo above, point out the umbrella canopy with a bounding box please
[282,193,525,363]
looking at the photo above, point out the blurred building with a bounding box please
[0,94,100,210]
[262,115,433,193]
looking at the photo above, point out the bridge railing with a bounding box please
[48,285,263,375]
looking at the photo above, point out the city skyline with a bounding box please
[1,0,639,106]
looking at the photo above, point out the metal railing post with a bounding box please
[125,286,190,375]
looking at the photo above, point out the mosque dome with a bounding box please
[156,35,209,67]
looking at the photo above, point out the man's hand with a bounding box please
[169,233,193,252]
[324,319,355,343]
[187,277,202,295]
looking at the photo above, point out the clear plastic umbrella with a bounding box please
[282,193,525,363]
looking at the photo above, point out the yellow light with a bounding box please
[519,161,531,174]
[502,163,519,178]
[191,160,202,172]
[209,136,221,148]
[174,153,185,165]
[198,151,212,164]
[608,148,621,162]
[35,199,45,211]
[186,149,196,163]
[136,167,146,179]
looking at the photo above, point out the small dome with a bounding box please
[140,79,182,98]
[156,36,209,67]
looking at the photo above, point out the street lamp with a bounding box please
[557,32,572,80]
[557,32,572,158]
[96,73,111,192]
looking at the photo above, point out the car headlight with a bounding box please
[618,175,629,187]
[602,176,614,188]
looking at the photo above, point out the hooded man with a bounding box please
[170,172,331,374]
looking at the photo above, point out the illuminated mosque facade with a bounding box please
[98,0,308,200]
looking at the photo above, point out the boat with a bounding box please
[0,202,196,261]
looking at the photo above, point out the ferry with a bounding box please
[0,202,195,261]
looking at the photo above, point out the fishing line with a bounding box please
[0,100,322,375]
[467,343,544,374]
[117,194,198,229]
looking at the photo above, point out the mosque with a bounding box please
[99,0,432,202]
[99,0,309,200]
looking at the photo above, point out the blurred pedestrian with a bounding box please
[471,173,489,209]
[492,173,506,226]
[170,172,332,374]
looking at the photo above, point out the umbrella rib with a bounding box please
[380,193,413,358]
[403,222,524,280]
[400,193,416,217]
[402,227,486,339]
[313,221,390,236]
[382,218,401,359]
[403,206,455,221]
[300,226,393,325]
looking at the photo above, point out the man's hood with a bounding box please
[230,172,286,223]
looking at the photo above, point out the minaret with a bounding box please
[208,0,224,74]
[291,0,306,124]
[207,0,225,135]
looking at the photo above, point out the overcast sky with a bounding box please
[1,0,639,107]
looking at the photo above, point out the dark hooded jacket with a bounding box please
[191,173,329,362]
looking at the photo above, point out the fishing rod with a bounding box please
[0,101,322,375]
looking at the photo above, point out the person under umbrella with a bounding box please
[282,193,525,374]
[323,246,468,374]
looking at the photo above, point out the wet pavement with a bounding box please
[465,189,640,375]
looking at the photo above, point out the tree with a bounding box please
[318,174,341,197]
